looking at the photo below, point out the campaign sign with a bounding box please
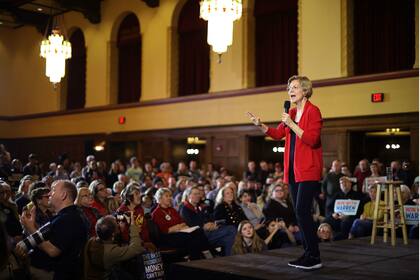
[404,205,419,225]
[363,176,387,193]
[143,251,164,280]
[334,200,360,216]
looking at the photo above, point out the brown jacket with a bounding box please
[84,224,144,280]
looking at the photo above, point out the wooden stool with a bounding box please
[370,181,408,246]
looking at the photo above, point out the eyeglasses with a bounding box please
[97,187,107,192]
[287,85,301,92]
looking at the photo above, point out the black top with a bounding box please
[48,205,88,280]
[288,123,297,183]
[179,202,213,228]
[263,199,297,227]
[214,202,247,227]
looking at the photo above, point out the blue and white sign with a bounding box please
[334,199,360,216]
[404,205,419,225]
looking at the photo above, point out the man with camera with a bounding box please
[84,212,145,279]
[18,180,88,280]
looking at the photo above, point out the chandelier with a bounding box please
[200,0,242,56]
[40,24,71,84]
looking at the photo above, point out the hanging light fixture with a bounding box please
[200,0,242,57]
[40,13,71,85]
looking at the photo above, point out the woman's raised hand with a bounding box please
[247,112,261,126]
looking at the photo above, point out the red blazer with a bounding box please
[266,100,323,183]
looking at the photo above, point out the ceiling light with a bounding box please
[200,0,242,57]
[40,14,71,85]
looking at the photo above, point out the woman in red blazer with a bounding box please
[248,75,323,270]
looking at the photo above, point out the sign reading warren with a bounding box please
[334,200,360,216]
[404,205,419,225]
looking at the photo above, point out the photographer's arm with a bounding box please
[38,241,62,257]
[20,207,61,257]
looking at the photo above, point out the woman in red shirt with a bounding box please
[117,182,155,251]
[248,75,323,270]
[151,188,210,260]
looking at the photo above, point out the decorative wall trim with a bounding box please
[0,69,417,121]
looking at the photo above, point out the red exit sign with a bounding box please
[371,93,384,103]
[118,116,126,124]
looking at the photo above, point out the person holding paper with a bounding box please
[180,186,236,256]
[151,188,211,260]
[247,76,323,270]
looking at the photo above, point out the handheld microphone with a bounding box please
[284,101,291,113]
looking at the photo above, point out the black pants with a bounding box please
[159,228,210,260]
[289,172,320,258]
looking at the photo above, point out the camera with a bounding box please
[17,222,52,252]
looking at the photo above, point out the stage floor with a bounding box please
[170,237,419,280]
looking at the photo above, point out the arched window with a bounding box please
[178,0,210,96]
[117,14,141,104]
[354,0,415,75]
[255,0,298,86]
[66,28,86,110]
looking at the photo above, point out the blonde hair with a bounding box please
[215,185,234,206]
[75,187,90,206]
[317,223,333,242]
[287,75,313,98]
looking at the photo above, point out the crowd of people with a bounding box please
[0,143,418,279]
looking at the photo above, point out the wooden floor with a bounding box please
[170,238,419,280]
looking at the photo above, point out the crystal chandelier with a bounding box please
[200,0,242,55]
[40,26,71,84]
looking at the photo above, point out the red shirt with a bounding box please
[117,204,150,242]
[151,205,184,234]
[81,206,100,237]
[91,199,108,216]
[266,100,323,183]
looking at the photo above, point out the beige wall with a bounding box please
[0,0,418,138]
[299,0,342,79]
[0,76,417,139]
[0,26,58,116]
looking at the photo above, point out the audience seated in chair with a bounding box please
[179,186,236,256]
[214,185,247,227]
[152,188,211,260]
[324,177,363,240]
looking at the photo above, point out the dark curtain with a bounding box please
[66,28,86,110]
[354,0,415,75]
[255,0,297,87]
[118,14,141,104]
[178,0,210,96]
